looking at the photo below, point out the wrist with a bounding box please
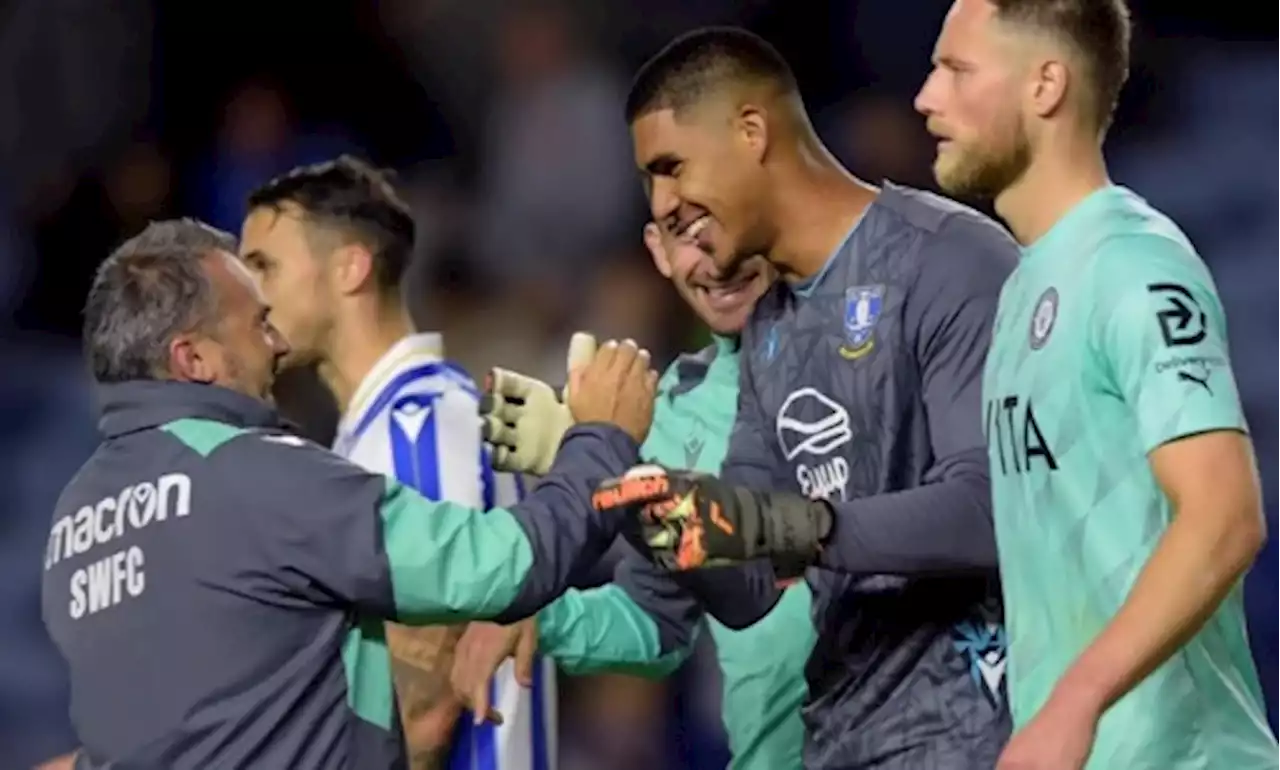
[754,492,831,569]
[1051,663,1111,717]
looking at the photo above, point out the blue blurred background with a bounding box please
[0,1,1273,768]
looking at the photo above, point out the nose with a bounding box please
[649,176,680,226]
[914,70,939,117]
[268,323,290,358]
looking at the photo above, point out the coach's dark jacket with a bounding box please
[42,380,636,770]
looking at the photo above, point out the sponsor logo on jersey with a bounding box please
[1176,361,1213,394]
[776,387,852,501]
[985,394,1058,476]
[839,285,884,360]
[1154,353,1225,396]
[46,473,194,620]
[951,600,1008,706]
[1028,287,1058,350]
[1148,282,1206,347]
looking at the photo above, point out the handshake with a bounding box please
[482,333,832,576]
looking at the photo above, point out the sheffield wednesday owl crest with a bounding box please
[840,285,885,360]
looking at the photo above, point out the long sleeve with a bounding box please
[535,531,703,675]
[672,330,786,631]
[817,214,1014,576]
[224,423,639,625]
[537,583,695,678]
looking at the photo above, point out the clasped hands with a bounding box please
[482,332,832,575]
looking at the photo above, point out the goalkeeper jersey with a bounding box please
[983,185,1277,769]
[538,335,815,770]
[334,333,557,770]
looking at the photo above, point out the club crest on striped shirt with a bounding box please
[839,285,884,360]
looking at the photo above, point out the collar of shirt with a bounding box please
[334,332,445,441]
[96,380,282,438]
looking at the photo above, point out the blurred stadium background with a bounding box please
[0,1,1273,768]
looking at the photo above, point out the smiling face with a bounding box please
[632,104,776,277]
[643,220,772,336]
[914,0,1032,199]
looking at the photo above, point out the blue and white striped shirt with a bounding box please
[333,333,556,770]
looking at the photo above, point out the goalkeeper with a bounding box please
[452,219,814,770]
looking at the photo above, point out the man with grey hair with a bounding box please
[41,218,659,769]
[81,218,283,400]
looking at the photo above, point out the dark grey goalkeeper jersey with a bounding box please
[692,184,1019,769]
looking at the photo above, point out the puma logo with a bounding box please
[1177,366,1212,394]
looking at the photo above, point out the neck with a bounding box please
[767,140,879,280]
[995,130,1110,246]
[317,298,415,413]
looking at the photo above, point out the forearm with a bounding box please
[493,423,640,622]
[539,585,693,678]
[1053,497,1265,713]
[817,450,997,575]
[677,563,782,630]
[386,623,465,770]
[380,424,637,624]
[571,537,634,591]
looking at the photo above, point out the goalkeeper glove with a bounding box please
[591,465,832,575]
[481,332,597,475]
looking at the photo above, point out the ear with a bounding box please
[169,333,217,384]
[1029,58,1070,119]
[332,243,375,295]
[736,105,769,163]
[643,222,672,278]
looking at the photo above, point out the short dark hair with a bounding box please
[991,0,1131,129]
[625,27,798,124]
[247,155,415,293]
[84,218,236,383]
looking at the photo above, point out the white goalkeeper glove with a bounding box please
[481,332,598,475]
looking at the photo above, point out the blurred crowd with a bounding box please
[0,1,1274,768]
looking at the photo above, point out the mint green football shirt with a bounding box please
[982,185,1277,769]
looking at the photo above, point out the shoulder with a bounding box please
[349,359,479,439]
[878,183,1020,279]
[163,421,373,504]
[1086,194,1216,308]
[381,359,479,402]
[1093,219,1205,282]
[382,361,480,419]
[152,417,339,465]
[877,183,991,234]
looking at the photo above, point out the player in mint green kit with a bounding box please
[462,220,813,770]
[916,1,1276,768]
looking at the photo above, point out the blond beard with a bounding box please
[936,123,1032,200]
